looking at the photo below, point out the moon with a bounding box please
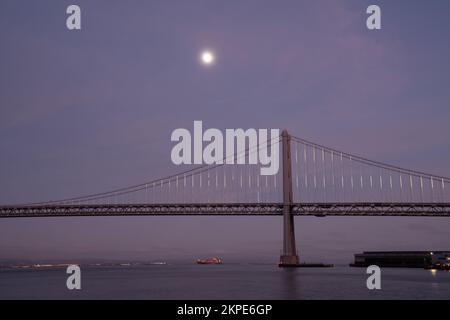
[200,51,215,65]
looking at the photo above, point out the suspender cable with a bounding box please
[322,148,326,201]
[431,177,434,203]
[389,175,393,203]
[409,175,413,202]
[420,176,424,203]
[331,151,336,201]
[379,169,383,202]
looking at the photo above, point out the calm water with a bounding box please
[0,264,449,300]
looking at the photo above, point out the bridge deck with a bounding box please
[0,203,450,218]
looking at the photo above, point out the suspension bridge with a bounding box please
[1,130,449,266]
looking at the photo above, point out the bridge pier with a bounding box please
[279,130,300,267]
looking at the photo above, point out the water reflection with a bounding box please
[280,268,300,299]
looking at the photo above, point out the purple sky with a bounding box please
[1,0,449,264]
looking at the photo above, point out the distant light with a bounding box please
[430,269,437,276]
[201,51,215,65]
[430,252,434,255]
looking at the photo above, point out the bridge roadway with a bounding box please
[1,203,450,218]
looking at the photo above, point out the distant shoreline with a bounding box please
[0,261,168,270]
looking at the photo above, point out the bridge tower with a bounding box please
[279,129,300,267]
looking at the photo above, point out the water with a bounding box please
[0,264,449,300]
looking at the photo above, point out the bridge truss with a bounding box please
[1,202,449,218]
